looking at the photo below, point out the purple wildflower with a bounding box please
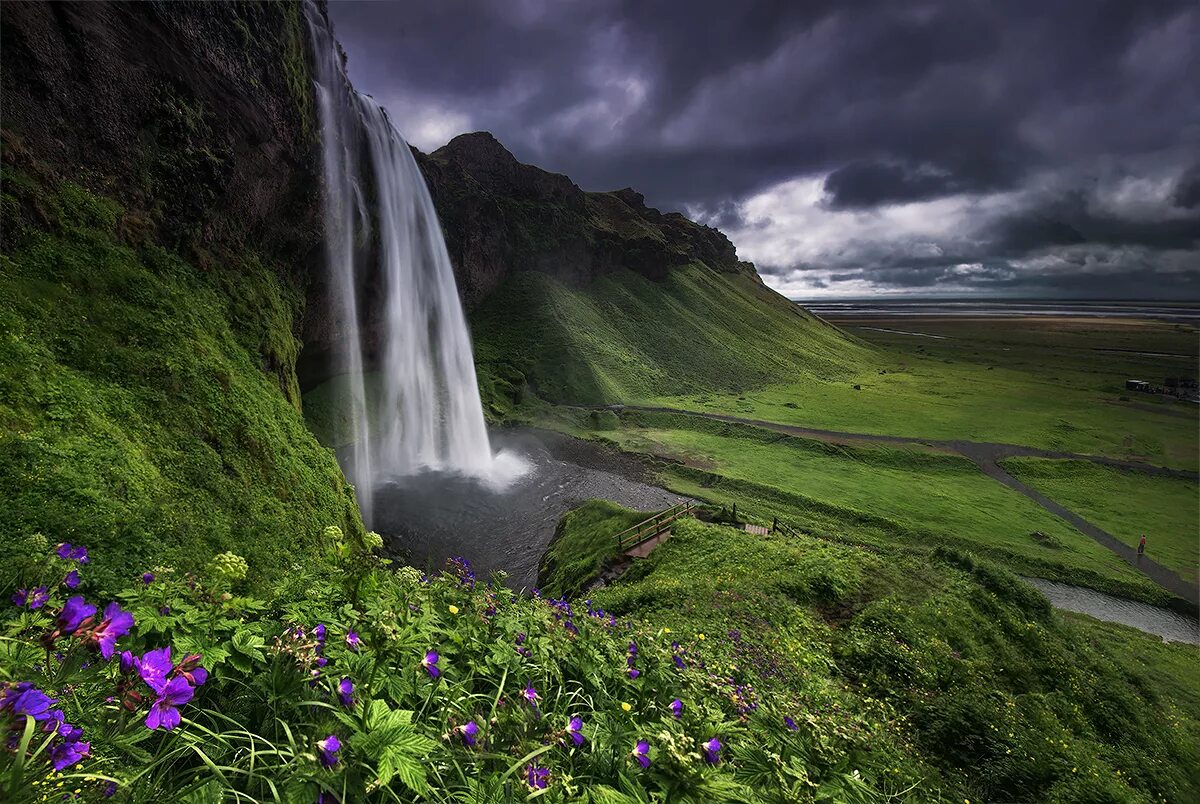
[316,793,339,804]
[337,678,354,707]
[63,570,80,590]
[1,684,57,720]
[314,624,327,644]
[50,738,90,771]
[703,737,722,764]
[784,716,797,731]
[458,720,479,747]
[57,543,89,564]
[345,631,361,651]
[422,650,440,679]
[522,683,540,707]
[317,734,341,767]
[671,699,683,719]
[176,653,207,687]
[11,589,27,607]
[103,782,117,798]
[567,716,584,747]
[632,739,650,768]
[56,596,96,635]
[628,667,640,679]
[119,651,135,674]
[136,647,173,691]
[89,601,134,659]
[27,586,49,610]
[145,676,194,730]
[142,572,155,585]
[524,764,550,790]
[315,657,328,668]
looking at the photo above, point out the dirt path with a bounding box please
[592,404,1199,605]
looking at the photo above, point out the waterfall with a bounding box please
[306,8,524,525]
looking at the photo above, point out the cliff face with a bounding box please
[1,0,320,270]
[417,132,761,312]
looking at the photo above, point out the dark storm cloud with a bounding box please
[327,0,1200,297]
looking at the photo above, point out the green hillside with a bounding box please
[471,264,871,411]
[0,170,361,592]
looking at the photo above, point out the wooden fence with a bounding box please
[615,501,695,552]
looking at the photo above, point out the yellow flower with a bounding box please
[448,605,459,615]
[697,633,706,641]
[663,627,671,633]
[621,702,632,712]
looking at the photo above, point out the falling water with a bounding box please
[306,9,526,524]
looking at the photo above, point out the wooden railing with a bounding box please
[770,517,805,540]
[616,501,695,552]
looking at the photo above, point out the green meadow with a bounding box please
[1003,458,1199,584]
[560,409,1168,603]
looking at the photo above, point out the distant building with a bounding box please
[1126,379,1151,392]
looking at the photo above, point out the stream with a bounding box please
[1022,577,1200,645]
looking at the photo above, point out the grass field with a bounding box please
[567,409,1168,602]
[1003,458,1199,584]
[648,359,1198,471]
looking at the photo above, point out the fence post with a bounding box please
[772,516,777,533]
[732,503,737,524]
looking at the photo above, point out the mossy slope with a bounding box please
[0,173,360,592]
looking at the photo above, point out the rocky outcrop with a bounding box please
[1,0,320,268]
[416,132,760,311]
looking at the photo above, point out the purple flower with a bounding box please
[103,781,117,798]
[317,734,341,767]
[703,737,722,764]
[337,678,354,707]
[458,720,479,747]
[522,684,539,706]
[28,586,49,610]
[56,543,88,564]
[50,738,90,770]
[142,572,155,585]
[63,570,80,590]
[176,654,207,687]
[314,624,327,644]
[345,631,361,651]
[316,793,339,804]
[567,716,584,747]
[524,764,550,790]
[119,651,135,674]
[11,588,27,607]
[632,739,650,768]
[784,716,797,731]
[136,647,173,691]
[1,684,57,720]
[56,596,96,635]
[670,699,683,719]
[89,601,134,659]
[628,668,640,679]
[146,676,194,730]
[422,650,440,679]
[315,656,328,668]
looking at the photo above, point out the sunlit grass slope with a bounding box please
[1003,458,1200,584]
[0,172,361,592]
[470,264,871,411]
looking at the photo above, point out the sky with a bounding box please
[328,0,1200,299]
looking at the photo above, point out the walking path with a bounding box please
[582,404,1199,606]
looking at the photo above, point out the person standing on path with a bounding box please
[1137,534,1146,557]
